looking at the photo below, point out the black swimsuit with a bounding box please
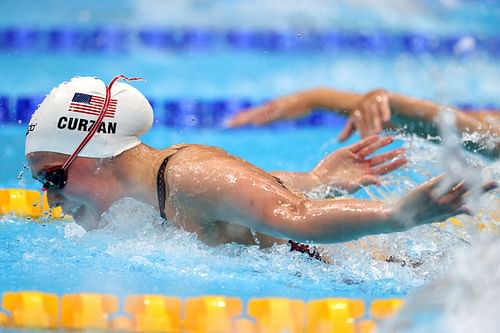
[156,147,324,262]
[156,146,188,219]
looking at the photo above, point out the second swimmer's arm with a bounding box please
[230,87,499,137]
[226,87,363,127]
[387,93,492,135]
[303,88,493,135]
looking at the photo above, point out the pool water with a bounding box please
[1,125,498,303]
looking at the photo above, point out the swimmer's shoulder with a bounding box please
[161,144,230,156]
[153,144,219,169]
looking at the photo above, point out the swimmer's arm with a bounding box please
[305,88,496,137]
[171,165,400,243]
[168,147,480,243]
[229,87,498,135]
[227,87,362,127]
[387,93,495,135]
[269,171,320,193]
[387,94,500,157]
[301,87,362,113]
[206,175,489,244]
[459,110,500,126]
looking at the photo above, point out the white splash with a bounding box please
[381,235,500,333]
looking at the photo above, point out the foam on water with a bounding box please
[60,196,469,298]
[377,111,500,331]
[50,133,496,300]
[381,235,500,333]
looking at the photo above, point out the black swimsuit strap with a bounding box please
[156,147,187,219]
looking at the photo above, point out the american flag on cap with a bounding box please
[68,93,118,118]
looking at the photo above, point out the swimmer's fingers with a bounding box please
[370,102,383,134]
[446,182,468,201]
[368,148,406,167]
[376,96,391,129]
[449,181,497,215]
[416,175,446,196]
[351,109,370,138]
[455,206,472,216]
[432,181,497,214]
[482,181,498,192]
[346,135,379,153]
[371,157,408,175]
[226,109,256,127]
[434,180,497,202]
[434,182,467,206]
[338,118,356,142]
[357,136,394,157]
[358,174,381,186]
[358,105,373,137]
[252,101,295,125]
[227,104,274,127]
[379,96,392,123]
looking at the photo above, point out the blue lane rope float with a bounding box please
[0,26,499,56]
[0,95,498,128]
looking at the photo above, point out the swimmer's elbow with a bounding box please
[260,199,313,239]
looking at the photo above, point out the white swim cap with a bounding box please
[25,76,153,158]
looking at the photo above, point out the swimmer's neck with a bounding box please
[110,144,159,209]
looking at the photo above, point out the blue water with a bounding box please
[0,1,499,327]
[1,124,496,304]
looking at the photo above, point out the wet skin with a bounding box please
[27,140,494,247]
[227,87,500,158]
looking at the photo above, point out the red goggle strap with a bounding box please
[61,75,144,171]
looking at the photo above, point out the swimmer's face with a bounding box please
[27,152,118,231]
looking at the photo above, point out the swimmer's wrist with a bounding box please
[300,88,326,110]
[308,170,325,188]
[388,205,414,232]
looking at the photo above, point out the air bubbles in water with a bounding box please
[436,107,488,214]
[17,163,29,188]
[381,236,500,333]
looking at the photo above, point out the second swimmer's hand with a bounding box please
[339,89,392,141]
[311,135,407,193]
[392,176,497,228]
[226,91,313,127]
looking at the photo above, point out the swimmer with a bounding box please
[227,87,500,157]
[25,76,496,252]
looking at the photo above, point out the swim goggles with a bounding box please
[35,75,144,191]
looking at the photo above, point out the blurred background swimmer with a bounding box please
[227,87,500,158]
[25,76,496,252]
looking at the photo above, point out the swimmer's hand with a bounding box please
[339,89,391,141]
[392,176,497,227]
[311,135,407,193]
[226,91,313,127]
